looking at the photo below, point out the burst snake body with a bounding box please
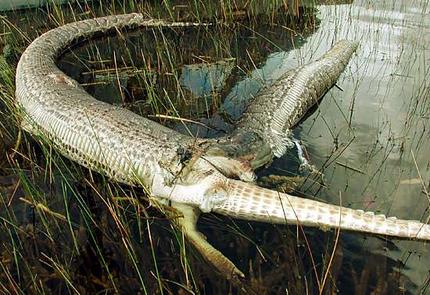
[15,13,430,280]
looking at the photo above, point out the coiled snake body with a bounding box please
[16,13,430,281]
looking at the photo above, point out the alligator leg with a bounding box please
[258,174,305,193]
[169,202,245,284]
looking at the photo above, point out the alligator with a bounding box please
[15,13,430,284]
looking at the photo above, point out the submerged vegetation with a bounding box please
[1,0,429,294]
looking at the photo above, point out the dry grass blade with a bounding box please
[19,197,67,222]
[319,192,342,295]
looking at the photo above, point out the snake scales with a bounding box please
[15,13,430,281]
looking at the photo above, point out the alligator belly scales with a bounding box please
[15,13,430,282]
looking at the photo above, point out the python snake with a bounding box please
[15,13,430,281]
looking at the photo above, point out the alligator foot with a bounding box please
[258,174,304,193]
[169,202,246,285]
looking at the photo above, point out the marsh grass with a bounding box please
[0,1,326,294]
[1,0,429,294]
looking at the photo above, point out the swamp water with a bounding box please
[0,0,429,293]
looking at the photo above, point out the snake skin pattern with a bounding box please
[15,13,430,241]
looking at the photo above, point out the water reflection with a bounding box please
[170,0,430,291]
[180,58,236,98]
[1,0,429,293]
[0,0,72,11]
[296,1,430,291]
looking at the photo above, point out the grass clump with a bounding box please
[0,1,324,293]
[2,0,427,294]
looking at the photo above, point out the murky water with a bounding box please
[0,0,72,11]
[177,1,430,290]
[1,0,429,293]
[222,0,430,291]
[302,1,430,290]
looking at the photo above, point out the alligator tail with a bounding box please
[214,179,430,240]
